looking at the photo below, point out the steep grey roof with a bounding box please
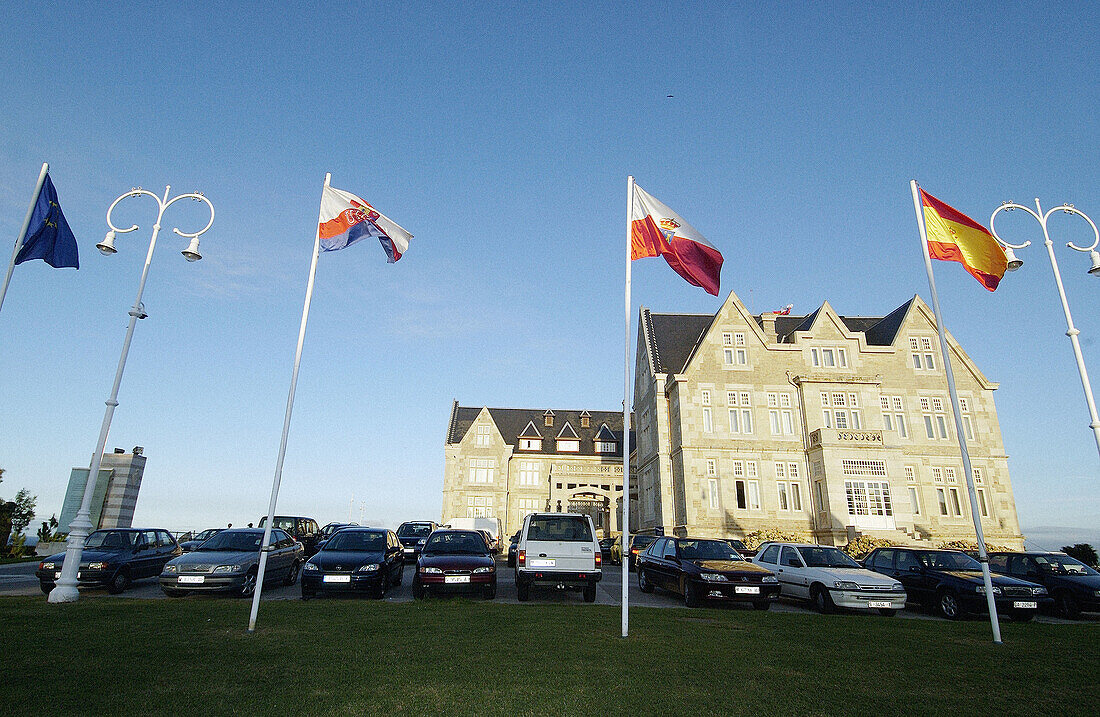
[448,406,632,457]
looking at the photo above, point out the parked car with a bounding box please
[753,542,906,615]
[179,528,222,552]
[301,527,403,599]
[396,521,440,562]
[863,547,1051,621]
[315,522,357,551]
[989,551,1100,619]
[636,536,779,609]
[476,529,499,554]
[627,534,658,571]
[37,528,182,595]
[159,528,303,597]
[506,531,521,567]
[257,515,321,556]
[515,512,601,603]
[723,539,753,559]
[599,535,622,565]
[413,529,497,599]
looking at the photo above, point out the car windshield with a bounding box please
[397,524,433,538]
[679,540,740,561]
[526,516,592,542]
[196,531,265,552]
[194,529,219,542]
[325,532,386,552]
[919,551,981,570]
[726,540,747,550]
[632,535,656,549]
[84,531,135,550]
[423,531,488,555]
[1035,554,1099,576]
[801,547,861,568]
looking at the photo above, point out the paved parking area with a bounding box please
[2,558,1094,625]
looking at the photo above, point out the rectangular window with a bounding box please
[814,481,825,512]
[973,467,985,485]
[791,482,802,511]
[832,392,846,407]
[468,458,495,484]
[702,408,713,433]
[735,348,747,364]
[924,415,936,439]
[747,480,761,510]
[518,461,540,486]
[904,466,916,482]
[948,488,963,516]
[937,487,949,516]
[741,409,753,434]
[556,439,580,452]
[709,479,720,509]
[475,424,491,446]
[850,411,862,429]
[823,348,835,367]
[767,392,779,408]
[777,482,789,511]
[909,486,921,515]
[822,410,832,428]
[838,349,848,368]
[735,332,746,346]
[944,467,957,484]
[519,438,542,450]
[963,415,974,441]
[782,411,794,434]
[834,411,848,429]
[595,441,616,453]
[780,393,791,408]
[842,459,888,476]
[467,495,494,518]
[735,480,747,509]
[518,498,541,517]
[769,410,781,434]
[882,413,894,431]
[723,332,733,346]
[701,390,711,406]
[728,408,740,433]
[931,467,943,484]
[706,459,717,477]
[895,414,908,438]
[977,488,989,518]
[936,415,949,438]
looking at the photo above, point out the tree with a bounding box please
[9,489,35,535]
[1061,543,1099,567]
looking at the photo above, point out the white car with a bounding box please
[753,542,907,615]
[515,512,602,603]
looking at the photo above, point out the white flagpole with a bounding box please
[0,162,49,314]
[248,172,330,632]
[910,180,1002,644]
[622,175,634,638]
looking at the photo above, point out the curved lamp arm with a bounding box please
[1043,204,1099,254]
[989,201,1039,251]
[105,188,162,235]
[164,191,215,239]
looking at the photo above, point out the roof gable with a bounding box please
[556,421,580,439]
[518,421,542,438]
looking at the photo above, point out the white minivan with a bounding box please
[515,512,602,602]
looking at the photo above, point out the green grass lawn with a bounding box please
[3,596,1097,716]
[0,555,40,565]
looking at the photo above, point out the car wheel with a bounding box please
[107,570,131,595]
[583,580,597,603]
[375,571,388,599]
[752,600,771,611]
[40,582,54,595]
[301,589,314,601]
[413,579,425,600]
[507,555,515,568]
[283,561,301,586]
[684,580,701,608]
[517,578,530,602]
[162,588,189,598]
[638,569,654,593]
[392,565,403,587]
[483,583,497,600]
[813,586,835,614]
[937,589,962,620]
[1011,610,1035,623]
[1056,591,1081,620]
[238,569,258,598]
[878,608,896,617]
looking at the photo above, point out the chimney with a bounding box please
[761,313,778,343]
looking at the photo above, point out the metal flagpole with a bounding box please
[0,162,49,314]
[910,180,1002,644]
[248,172,329,632]
[622,175,634,638]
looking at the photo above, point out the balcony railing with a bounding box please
[809,428,884,448]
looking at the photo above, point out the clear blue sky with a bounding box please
[1,2,1097,544]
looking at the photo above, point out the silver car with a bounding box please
[753,542,907,615]
[159,527,303,597]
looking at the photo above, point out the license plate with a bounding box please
[708,590,724,597]
[867,601,891,608]
[444,575,470,584]
[530,559,555,567]
[735,586,760,594]
[323,575,351,583]
[1013,601,1037,609]
[178,575,205,584]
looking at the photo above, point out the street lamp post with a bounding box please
[48,185,214,604]
[989,199,1100,463]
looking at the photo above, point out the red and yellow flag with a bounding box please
[920,189,1007,291]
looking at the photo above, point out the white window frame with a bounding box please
[475,424,491,447]
[702,408,713,433]
[909,486,921,515]
[709,478,720,509]
[518,461,540,486]
[468,458,495,484]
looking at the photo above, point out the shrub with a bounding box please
[743,528,811,550]
[1061,543,1098,567]
[842,536,895,559]
[937,539,1012,553]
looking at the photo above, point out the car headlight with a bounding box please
[162,564,178,574]
[358,564,380,572]
[891,583,904,592]
[303,562,319,571]
[212,565,242,574]
[420,566,442,574]
[88,562,109,570]
[975,585,1002,594]
[700,572,726,582]
[834,581,860,590]
[40,562,56,570]
[761,575,778,583]
[1031,586,1047,596]
[417,539,426,545]
[1094,590,1100,598]
[473,566,495,574]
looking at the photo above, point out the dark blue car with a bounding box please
[36,528,181,594]
[300,527,404,599]
[989,551,1100,619]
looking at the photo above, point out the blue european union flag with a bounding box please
[15,174,79,269]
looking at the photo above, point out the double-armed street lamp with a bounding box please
[989,199,1100,463]
[48,186,214,603]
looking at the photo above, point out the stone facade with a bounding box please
[59,447,147,531]
[443,404,627,538]
[633,292,1024,550]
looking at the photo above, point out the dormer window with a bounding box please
[580,410,591,429]
[543,410,555,427]
[594,424,618,453]
[556,421,580,452]
[518,421,543,451]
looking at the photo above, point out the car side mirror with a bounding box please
[909,566,921,573]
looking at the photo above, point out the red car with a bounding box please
[413,529,497,599]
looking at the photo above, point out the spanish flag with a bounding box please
[920,189,1007,291]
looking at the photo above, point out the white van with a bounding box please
[515,512,602,602]
[444,517,502,550]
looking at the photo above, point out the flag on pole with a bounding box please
[317,185,412,262]
[15,174,79,269]
[919,189,1006,291]
[630,183,723,295]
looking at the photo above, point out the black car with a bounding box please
[258,515,321,556]
[315,522,357,551]
[635,536,780,609]
[627,534,658,571]
[179,528,222,552]
[301,528,404,599]
[989,551,1100,619]
[723,539,753,559]
[160,528,303,597]
[397,521,439,562]
[37,528,182,594]
[863,547,1052,621]
[506,531,521,567]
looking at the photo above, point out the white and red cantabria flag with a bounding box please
[631,183,723,295]
[318,184,412,262]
